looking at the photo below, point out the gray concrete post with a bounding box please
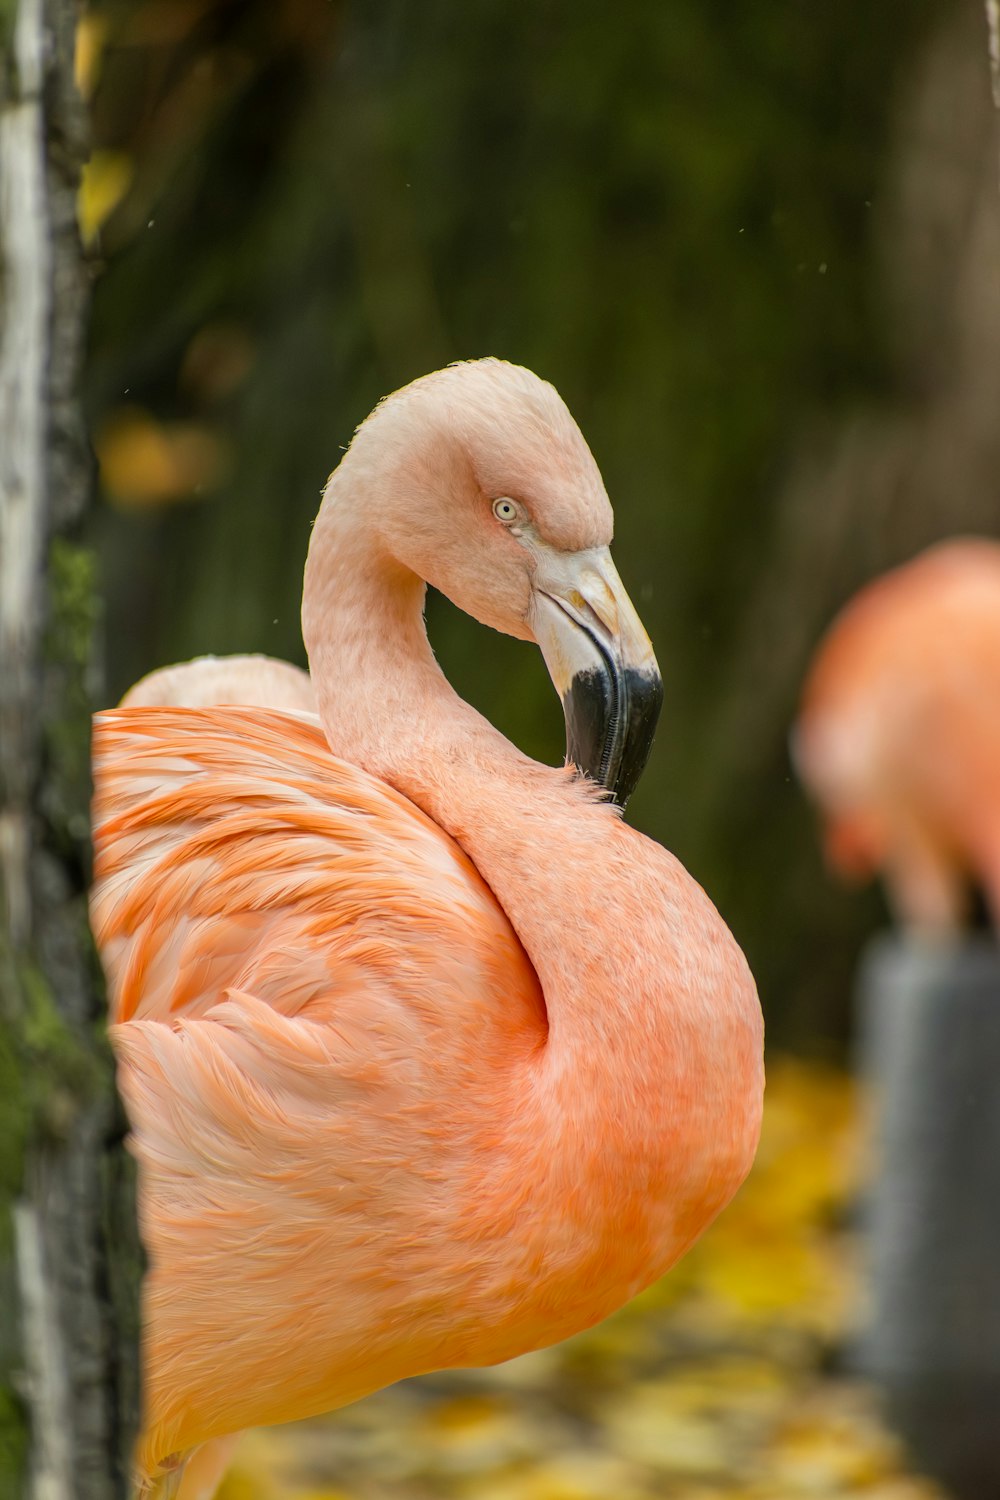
[854,935,1000,1498]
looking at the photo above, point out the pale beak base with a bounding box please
[529,547,662,808]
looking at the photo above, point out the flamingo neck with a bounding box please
[303,486,544,837]
[306,496,615,1028]
[303,482,763,1305]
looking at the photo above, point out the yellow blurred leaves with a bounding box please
[76,14,125,242]
[216,1471,270,1500]
[88,327,251,512]
[768,1396,900,1491]
[458,1451,647,1500]
[420,1394,542,1474]
[78,151,133,244]
[74,12,108,100]
[95,407,229,509]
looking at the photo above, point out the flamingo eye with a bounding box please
[492,498,519,525]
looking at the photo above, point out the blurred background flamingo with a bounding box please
[92,361,764,1495]
[795,539,1000,934]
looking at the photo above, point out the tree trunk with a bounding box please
[0,1,140,1496]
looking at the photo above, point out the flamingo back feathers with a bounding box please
[94,708,540,1030]
[120,655,317,714]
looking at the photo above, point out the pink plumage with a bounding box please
[92,360,764,1496]
[120,654,316,715]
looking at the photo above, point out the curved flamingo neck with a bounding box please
[304,482,605,1002]
[303,477,534,809]
[303,468,763,1306]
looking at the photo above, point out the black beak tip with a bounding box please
[612,667,664,806]
[563,665,663,810]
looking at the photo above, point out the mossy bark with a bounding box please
[0,0,140,1495]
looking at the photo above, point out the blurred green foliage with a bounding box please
[85,0,944,1046]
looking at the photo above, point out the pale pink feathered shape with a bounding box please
[120,654,316,715]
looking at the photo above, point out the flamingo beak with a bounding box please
[529,547,663,807]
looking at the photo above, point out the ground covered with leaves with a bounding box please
[221,1060,943,1500]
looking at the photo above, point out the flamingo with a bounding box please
[795,537,1000,932]
[120,654,316,714]
[91,359,764,1496]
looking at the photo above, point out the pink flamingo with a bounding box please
[120,654,316,715]
[92,360,764,1496]
[795,538,1000,932]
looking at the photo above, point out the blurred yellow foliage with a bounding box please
[74,12,108,100]
[95,407,230,509]
[217,1058,942,1500]
[78,150,133,244]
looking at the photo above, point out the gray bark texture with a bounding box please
[0,0,140,1497]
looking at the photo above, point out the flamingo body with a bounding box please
[92,360,764,1491]
[796,538,1000,930]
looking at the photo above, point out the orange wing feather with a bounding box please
[95,707,539,1024]
[92,707,547,1476]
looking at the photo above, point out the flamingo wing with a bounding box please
[92,707,547,1471]
[93,706,542,1034]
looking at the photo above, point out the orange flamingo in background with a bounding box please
[92,360,764,1497]
[795,538,1000,932]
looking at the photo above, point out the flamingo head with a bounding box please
[329,359,663,805]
